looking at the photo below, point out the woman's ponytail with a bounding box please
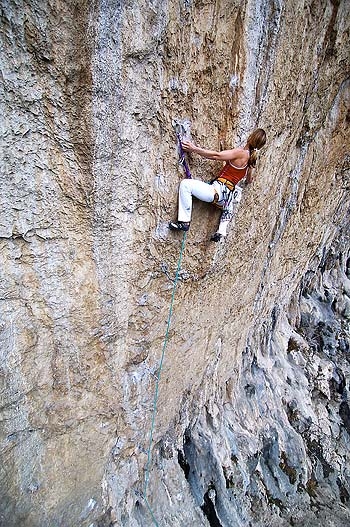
[248,148,258,168]
[247,128,266,168]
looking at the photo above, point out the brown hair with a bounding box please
[247,128,266,168]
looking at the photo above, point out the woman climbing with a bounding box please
[169,128,267,241]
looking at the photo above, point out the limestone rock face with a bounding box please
[0,1,349,526]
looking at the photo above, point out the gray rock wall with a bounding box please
[0,0,349,526]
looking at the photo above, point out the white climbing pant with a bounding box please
[178,179,218,222]
[177,179,236,236]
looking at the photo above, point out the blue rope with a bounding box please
[143,231,187,525]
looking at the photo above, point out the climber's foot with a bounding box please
[169,221,190,232]
[210,232,222,242]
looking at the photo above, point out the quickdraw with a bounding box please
[173,120,193,179]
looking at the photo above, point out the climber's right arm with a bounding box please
[245,167,255,183]
[181,140,241,162]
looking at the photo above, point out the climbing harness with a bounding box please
[143,231,187,526]
[216,176,235,192]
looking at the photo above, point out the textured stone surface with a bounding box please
[0,0,349,526]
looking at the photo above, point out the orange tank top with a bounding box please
[217,161,248,185]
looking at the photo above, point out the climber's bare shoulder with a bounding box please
[225,147,250,166]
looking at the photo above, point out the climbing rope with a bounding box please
[143,231,188,525]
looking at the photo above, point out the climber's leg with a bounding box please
[177,179,216,222]
[211,186,244,241]
[213,191,235,240]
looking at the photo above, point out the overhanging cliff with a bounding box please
[0,1,349,526]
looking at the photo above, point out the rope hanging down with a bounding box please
[143,231,188,525]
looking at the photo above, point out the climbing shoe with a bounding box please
[169,221,190,232]
[210,232,222,242]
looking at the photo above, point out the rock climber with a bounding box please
[169,128,267,241]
